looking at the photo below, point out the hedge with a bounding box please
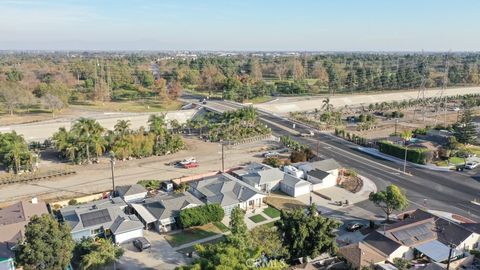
[377,141,431,165]
[178,203,225,228]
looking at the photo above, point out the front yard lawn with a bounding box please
[249,214,267,223]
[449,157,466,165]
[164,223,222,247]
[213,221,230,232]
[263,207,281,218]
[265,195,306,211]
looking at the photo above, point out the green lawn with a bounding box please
[243,96,275,104]
[249,214,267,223]
[164,223,222,247]
[259,221,278,229]
[449,157,466,165]
[263,207,281,218]
[213,221,230,232]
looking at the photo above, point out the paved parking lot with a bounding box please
[117,230,191,270]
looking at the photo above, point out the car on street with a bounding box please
[299,130,315,137]
[345,221,363,232]
[263,151,279,158]
[179,157,196,165]
[465,161,479,169]
[133,237,151,251]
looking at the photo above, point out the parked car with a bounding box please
[179,157,196,165]
[182,162,199,169]
[346,222,364,232]
[465,161,479,170]
[263,151,279,158]
[133,237,151,251]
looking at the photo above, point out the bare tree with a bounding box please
[42,93,65,117]
[0,82,31,115]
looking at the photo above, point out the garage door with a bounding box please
[294,185,310,197]
[115,229,144,244]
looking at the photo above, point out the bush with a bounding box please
[179,203,224,228]
[377,141,431,164]
[264,157,282,168]
[68,199,78,205]
[290,151,307,163]
[137,179,161,190]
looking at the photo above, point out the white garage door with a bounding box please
[294,185,311,197]
[115,229,144,244]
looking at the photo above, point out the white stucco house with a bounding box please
[305,169,337,190]
[279,174,311,197]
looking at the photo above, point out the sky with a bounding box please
[1,0,479,51]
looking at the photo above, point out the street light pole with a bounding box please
[109,151,116,197]
[403,142,409,173]
[394,118,398,136]
[221,143,225,172]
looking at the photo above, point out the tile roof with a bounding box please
[189,173,264,207]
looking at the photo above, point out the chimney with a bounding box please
[31,197,38,204]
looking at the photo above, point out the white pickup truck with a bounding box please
[299,130,315,137]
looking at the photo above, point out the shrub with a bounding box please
[377,141,431,164]
[290,151,307,163]
[179,203,225,228]
[68,199,78,205]
[264,157,282,168]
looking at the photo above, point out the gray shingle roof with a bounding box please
[189,173,264,207]
[143,193,204,220]
[363,231,401,256]
[281,174,311,188]
[110,215,143,234]
[295,158,341,172]
[306,169,330,184]
[234,163,285,185]
[60,198,141,235]
[116,184,147,197]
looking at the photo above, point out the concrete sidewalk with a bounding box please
[172,233,228,251]
[357,146,452,172]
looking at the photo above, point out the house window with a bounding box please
[91,228,103,235]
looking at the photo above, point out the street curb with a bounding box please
[471,200,480,206]
[357,147,452,172]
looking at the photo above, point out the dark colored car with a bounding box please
[133,237,151,251]
[346,222,363,232]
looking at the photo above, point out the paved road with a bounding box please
[195,98,480,222]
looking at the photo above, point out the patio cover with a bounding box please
[131,203,156,224]
[415,240,462,262]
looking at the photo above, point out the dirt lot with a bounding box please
[0,137,279,206]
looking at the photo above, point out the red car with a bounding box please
[182,162,199,169]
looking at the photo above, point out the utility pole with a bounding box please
[221,143,225,172]
[446,244,455,270]
[394,118,398,136]
[109,151,116,196]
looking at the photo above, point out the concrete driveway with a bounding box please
[117,230,191,270]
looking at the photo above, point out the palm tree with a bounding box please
[322,98,333,112]
[0,132,31,174]
[400,130,413,173]
[114,120,131,137]
[72,118,105,163]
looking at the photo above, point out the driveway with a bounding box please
[117,230,191,270]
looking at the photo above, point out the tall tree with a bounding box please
[16,214,75,270]
[276,203,339,262]
[369,185,408,221]
[453,108,477,145]
[73,238,123,270]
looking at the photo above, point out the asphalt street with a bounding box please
[198,98,480,222]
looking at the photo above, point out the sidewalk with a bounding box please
[357,146,452,172]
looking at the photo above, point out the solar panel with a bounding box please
[80,209,111,227]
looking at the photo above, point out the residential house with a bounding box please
[283,165,305,179]
[59,197,144,244]
[0,199,48,270]
[295,158,341,178]
[305,169,337,190]
[279,173,311,197]
[115,184,148,203]
[131,192,203,233]
[189,173,266,215]
[232,162,285,192]
[338,241,388,269]
[339,209,480,269]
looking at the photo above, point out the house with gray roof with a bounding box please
[279,173,311,197]
[115,184,148,203]
[59,197,143,244]
[232,162,285,192]
[189,173,266,215]
[131,192,203,232]
[295,158,341,177]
